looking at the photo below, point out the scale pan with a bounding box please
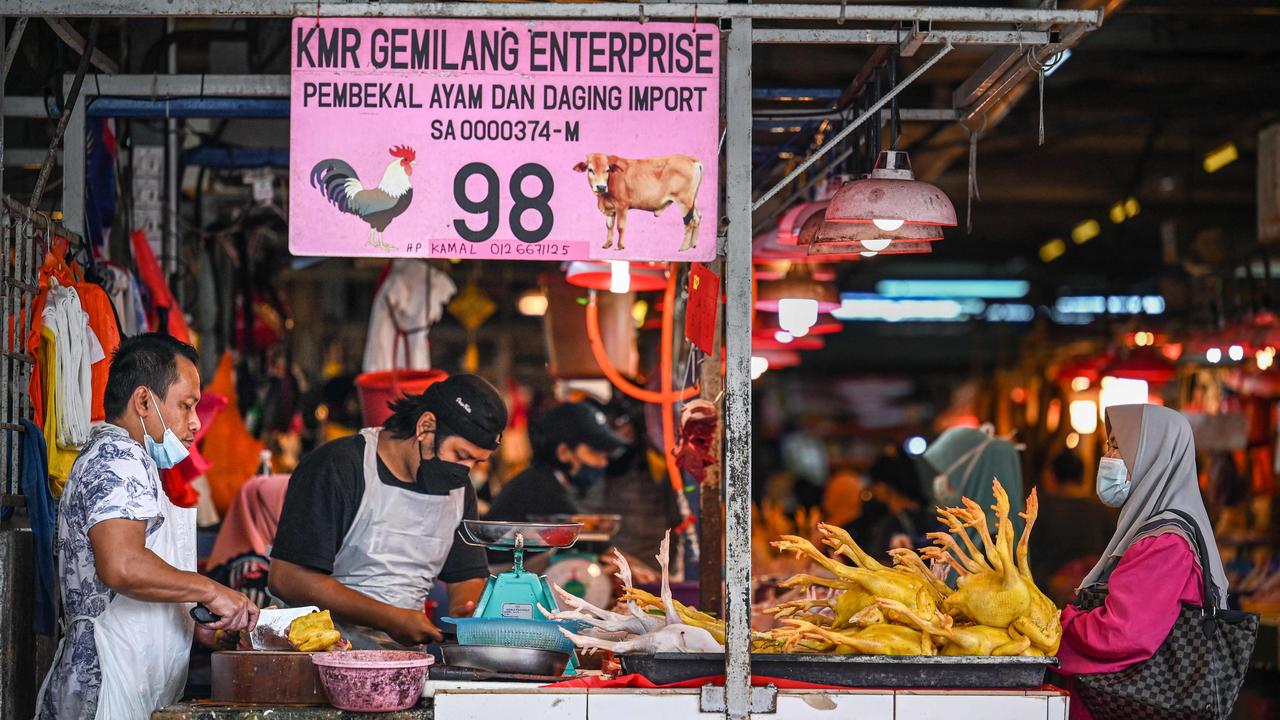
[460,520,583,550]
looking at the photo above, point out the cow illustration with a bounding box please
[572,153,703,252]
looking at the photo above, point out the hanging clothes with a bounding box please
[362,260,456,373]
[76,282,122,421]
[41,279,105,448]
[37,326,80,496]
[130,230,192,342]
[17,419,58,635]
[101,264,148,338]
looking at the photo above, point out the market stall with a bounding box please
[20,2,1280,719]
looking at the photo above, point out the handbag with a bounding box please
[1072,509,1259,720]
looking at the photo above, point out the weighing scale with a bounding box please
[447,520,586,674]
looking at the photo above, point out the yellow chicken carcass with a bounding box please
[877,599,1031,657]
[784,618,936,656]
[921,481,1061,655]
[287,610,345,653]
[773,530,942,625]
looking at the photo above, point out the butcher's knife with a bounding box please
[248,606,321,649]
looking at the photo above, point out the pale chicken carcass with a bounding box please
[559,623,724,654]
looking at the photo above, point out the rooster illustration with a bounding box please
[309,145,416,252]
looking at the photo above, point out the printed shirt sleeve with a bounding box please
[438,484,490,584]
[80,439,162,531]
[1057,533,1203,675]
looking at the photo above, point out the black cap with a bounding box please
[420,375,508,450]
[539,402,628,456]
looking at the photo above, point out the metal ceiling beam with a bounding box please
[751,42,955,212]
[43,17,118,73]
[7,2,1103,26]
[753,28,1052,45]
[3,18,29,77]
[912,0,1126,183]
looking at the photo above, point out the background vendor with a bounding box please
[268,375,507,648]
[486,401,657,583]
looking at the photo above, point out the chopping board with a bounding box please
[211,651,328,705]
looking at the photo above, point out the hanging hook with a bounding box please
[838,0,847,25]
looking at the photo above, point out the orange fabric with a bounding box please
[25,241,81,429]
[130,230,191,342]
[76,283,121,421]
[200,353,265,515]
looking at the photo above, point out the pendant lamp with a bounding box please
[565,260,668,293]
[825,150,957,230]
[755,309,842,336]
[755,262,839,337]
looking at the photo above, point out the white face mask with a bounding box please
[1096,456,1131,507]
[142,389,191,470]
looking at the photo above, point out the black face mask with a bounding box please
[418,438,471,493]
[567,463,606,494]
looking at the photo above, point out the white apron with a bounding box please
[330,427,465,648]
[37,465,196,720]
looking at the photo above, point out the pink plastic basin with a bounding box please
[311,650,434,712]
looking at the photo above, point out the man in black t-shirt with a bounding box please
[269,375,506,648]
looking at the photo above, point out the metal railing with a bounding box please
[1,197,45,507]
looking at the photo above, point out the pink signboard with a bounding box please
[289,18,720,262]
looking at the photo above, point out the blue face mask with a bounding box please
[1096,456,1131,507]
[142,390,190,470]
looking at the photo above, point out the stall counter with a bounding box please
[157,682,1071,719]
[153,703,432,719]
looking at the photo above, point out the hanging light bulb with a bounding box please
[872,218,905,232]
[860,251,879,258]
[609,261,631,294]
[751,356,769,380]
[1206,347,1222,364]
[774,330,794,344]
[1257,346,1277,371]
[1069,400,1099,434]
[1071,376,1091,392]
[861,238,893,252]
[778,298,819,336]
[1228,344,1245,362]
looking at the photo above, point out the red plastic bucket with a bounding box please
[354,369,448,427]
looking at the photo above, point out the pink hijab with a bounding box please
[207,473,290,569]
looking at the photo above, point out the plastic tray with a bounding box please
[619,653,1059,689]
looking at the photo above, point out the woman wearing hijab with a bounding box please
[1056,404,1230,720]
[922,424,1025,537]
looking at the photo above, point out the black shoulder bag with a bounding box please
[1071,509,1259,720]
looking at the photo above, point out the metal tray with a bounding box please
[619,653,1059,689]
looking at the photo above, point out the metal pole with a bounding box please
[61,81,85,238]
[30,18,97,214]
[166,17,180,282]
[723,15,753,720]
[751,41,953,213]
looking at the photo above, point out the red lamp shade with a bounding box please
[825,150,957,228]
[1104,348,1177,385]
[565,261,668,292]
[754,262,841,313]
[808,239,934,257]
[755,311,842,336]
[752,333,824,351]
[755,349,801,369]
[1056,355,1106,385]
